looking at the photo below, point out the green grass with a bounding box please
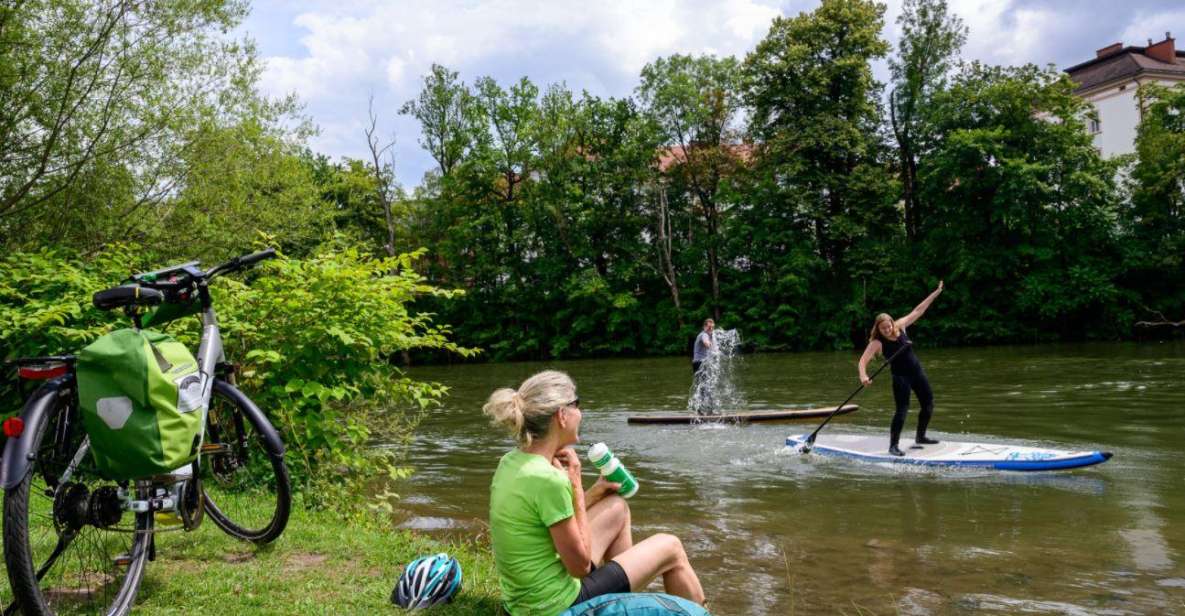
[129,497,499,615]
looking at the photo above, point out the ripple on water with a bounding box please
[957,593,1129,615]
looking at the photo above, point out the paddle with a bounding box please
[800,341,912,453]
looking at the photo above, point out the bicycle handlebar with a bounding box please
[239,248,276,267]
[206,247,277,279]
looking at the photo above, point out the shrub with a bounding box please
[0,244,475,506]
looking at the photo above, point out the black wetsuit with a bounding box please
[877,329,935,448]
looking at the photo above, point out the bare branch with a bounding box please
[366,94,398,257]
[1135,305,1185,328]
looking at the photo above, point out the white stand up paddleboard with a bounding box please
[785,433,1112,471]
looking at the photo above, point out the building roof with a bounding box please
[656,143,755,173]
[1065,36,1185,94]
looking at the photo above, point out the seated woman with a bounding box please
[484,370,706,615]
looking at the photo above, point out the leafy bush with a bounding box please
[0,245,475,506]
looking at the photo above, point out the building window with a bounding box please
[1089,118,1101,134]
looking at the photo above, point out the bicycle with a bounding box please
[1,248,292,615]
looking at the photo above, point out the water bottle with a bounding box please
[587,443,639,498]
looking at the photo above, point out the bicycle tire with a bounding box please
[200,380,291,544]
[2,381,152,616]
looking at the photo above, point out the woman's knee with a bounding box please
[601,494,630,523]
[653,533,689,565]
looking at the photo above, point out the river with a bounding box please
[400,341,1185,614]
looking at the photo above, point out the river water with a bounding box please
[400,342,1185,614]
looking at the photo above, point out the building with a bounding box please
[1064,33,1185,158]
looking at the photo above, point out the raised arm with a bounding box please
[895,280,944,330]
[858,339,882,386]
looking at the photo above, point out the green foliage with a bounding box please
[917,63,1123,341]
[738,0,900,347]
[1123,83,1185,321]
[208,247,477,506]
[0,246,476,506]
[0,0,323,261]
[639,54,746,319]
[889,0,967,241]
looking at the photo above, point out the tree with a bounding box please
[365,96,401,257]
[0,0,254,242]
[918,63,1122,341]
[398,64,475,177]
[744,0,895,264]
[889,0,966,242]
[638,54,745,321]
[1124,83,1185,324]
[161,118,330,261]
[742,0,899,346]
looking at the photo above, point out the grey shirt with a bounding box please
[692,331,714,363]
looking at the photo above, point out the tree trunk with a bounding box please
[655,187,684,326]
[891,87,920,243]
[705,199,721,321]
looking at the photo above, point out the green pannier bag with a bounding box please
[77,328,205,480]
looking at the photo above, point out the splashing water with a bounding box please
[688,328,746,414]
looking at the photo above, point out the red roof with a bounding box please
[656,143,755,173]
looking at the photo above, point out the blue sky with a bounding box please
[237,0,1185,188]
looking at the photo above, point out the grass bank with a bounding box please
[138,497,501,615]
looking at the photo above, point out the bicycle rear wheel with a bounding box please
[199,380,291,544]
[3,380,152,616]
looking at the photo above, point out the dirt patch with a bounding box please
[223,552,256,564]
[284,552,328,572]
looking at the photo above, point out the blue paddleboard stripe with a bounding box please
[785,436,1111,471]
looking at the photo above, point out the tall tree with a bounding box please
[742,0,899,346]
[889,0,966,243]
[365,96,401,257]
[398,64,475,177]
[1124,83,1185,321]
[918,63,1122,341]
[744,0,894,266]
[638,54,745,320]
[0,0,255,242]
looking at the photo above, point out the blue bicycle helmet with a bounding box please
[392,553,463,609]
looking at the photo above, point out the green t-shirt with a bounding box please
[490,449,581,615]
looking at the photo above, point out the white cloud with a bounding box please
[1119,9,1185,47]
[244,0,1185,187]
[247,0,783,185]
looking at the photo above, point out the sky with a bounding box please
[237,0,1185,188]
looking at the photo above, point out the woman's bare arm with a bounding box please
[858,340,881,386]
[550,449,592,576]
[550,515,592,577]
[895,281,944,330]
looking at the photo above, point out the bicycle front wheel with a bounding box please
[199,380,291,544]
[3,379,152,616]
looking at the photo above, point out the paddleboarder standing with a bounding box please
[857,281,944,457]
[691,319,717,413]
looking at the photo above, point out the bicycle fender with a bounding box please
[213,380,286,458]
[2,375,73,490]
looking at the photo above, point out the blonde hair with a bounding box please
[482,370,576,445]
[869,313,896,347]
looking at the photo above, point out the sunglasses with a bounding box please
[563,398,580,410]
